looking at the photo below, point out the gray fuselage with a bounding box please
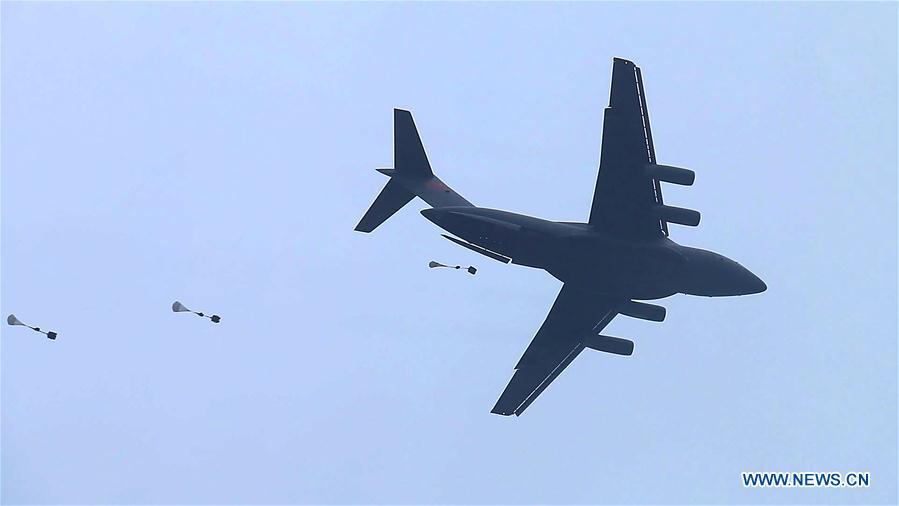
[421,206,766,300]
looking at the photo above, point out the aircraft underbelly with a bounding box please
[436,213,553,268]
[430,210,681,299]
[547,239,680,300]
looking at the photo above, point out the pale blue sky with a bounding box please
[2,2,896,504]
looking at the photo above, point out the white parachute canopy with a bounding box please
[172,301,191,312]
[7,314,25,326]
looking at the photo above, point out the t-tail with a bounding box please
[354,109,472,233]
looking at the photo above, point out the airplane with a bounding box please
[354,57,766,416]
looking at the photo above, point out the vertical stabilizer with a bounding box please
[355,109,472,233]
[394,109,433,177]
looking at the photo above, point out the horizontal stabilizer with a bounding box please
[354,179,415,233]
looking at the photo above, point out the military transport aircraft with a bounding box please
[355,58,766,416]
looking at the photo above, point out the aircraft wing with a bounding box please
[491,284,619,416]
[588,57,668,239]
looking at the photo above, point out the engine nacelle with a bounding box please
[583,335,634,356]
[652,205,701,227]
[646,164,695,186]
[619,300,666,322]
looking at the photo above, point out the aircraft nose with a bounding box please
[742,268,767,295]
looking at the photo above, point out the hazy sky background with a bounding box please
[2,2,896,504]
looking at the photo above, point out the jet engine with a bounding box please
[619,300,666,322]
[646,164,695,186]
[652,205,701,227]
[583,335,634,356]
